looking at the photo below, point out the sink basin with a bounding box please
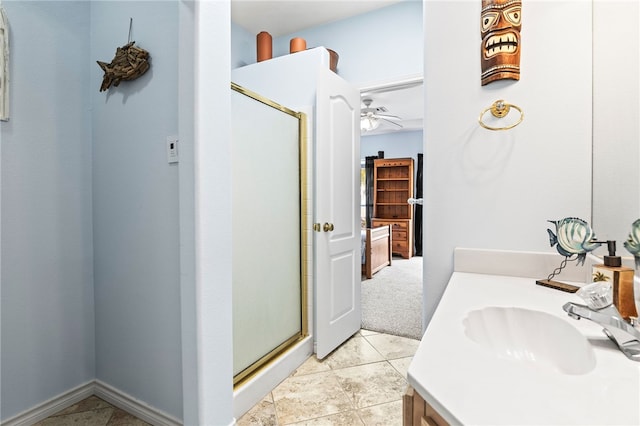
[463,307,596,375]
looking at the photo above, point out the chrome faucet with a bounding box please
[563,281,640,361]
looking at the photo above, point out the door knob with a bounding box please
[323,223,334,232]
[313,223,321,232]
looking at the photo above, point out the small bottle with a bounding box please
[592,240,638,321]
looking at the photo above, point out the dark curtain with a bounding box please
[364,156,377,227]
[414,153,423,256]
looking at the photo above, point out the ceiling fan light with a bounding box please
[360,116,380,132]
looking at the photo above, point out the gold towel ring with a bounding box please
[478,100,524,131]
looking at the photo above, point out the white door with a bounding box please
[314,69,361,359]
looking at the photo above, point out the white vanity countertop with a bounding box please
[407,271,640,426]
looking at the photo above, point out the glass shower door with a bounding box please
[231,83,307,384]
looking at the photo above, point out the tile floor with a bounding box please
[37,329,418,426]
[34,395,150,426]
[237,329,419,425]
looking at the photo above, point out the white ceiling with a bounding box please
[231,0,423,136]
[231,0,404,37]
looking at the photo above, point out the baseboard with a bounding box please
[1,381,182,426]
[94,380,182,426]
[1,381,94,426]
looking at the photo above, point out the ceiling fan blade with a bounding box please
[372,113,402,120]
[379,117,403,128]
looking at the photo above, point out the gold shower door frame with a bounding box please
[231,83,308,387]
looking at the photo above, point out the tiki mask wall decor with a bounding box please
[480,0,522,86]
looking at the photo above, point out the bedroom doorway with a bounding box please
[359,77,424,341]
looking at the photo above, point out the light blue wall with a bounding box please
[1,1,94,420]
[91,1,182,419]
[232,1,423,87]
[232,21,255,69]
[1,1,420,422]
[1,1,183,422]
[361,130,423,164]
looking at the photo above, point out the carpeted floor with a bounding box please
[361,256,423,340]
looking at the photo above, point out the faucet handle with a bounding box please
[577,281,613,310]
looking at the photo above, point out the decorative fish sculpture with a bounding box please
[547,217,601,265]
[623,219,640,269]
[97,41,150,92]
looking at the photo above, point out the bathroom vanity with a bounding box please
[406,248,640,425]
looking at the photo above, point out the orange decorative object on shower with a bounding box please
[327,48,339,73]
[256,31,272,62]
[289,37,306,53]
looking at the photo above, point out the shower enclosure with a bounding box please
[231,83,308,386]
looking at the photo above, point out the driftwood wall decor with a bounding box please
[480,0,522,86]
[97,20,150,92]
[97,41,150,92]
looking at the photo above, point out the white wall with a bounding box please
[1,1,94,420]
[592,1,640,243]
[423,1,593,326]
[189,1,235,424]
[90,1,182,419]
[178,2,199,424]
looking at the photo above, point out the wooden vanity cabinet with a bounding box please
[403,386,449,426]
[372,158,414,258]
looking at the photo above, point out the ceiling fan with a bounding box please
[360,98,403,132]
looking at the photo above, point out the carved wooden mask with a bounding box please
[480,0,522,86]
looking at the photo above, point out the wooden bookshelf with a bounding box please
[372,158,414,258]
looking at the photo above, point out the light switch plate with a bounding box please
[167,137,179,164]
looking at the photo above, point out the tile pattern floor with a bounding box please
[37,329,418,426]
[34,395,150,426]
[237,329,419,425]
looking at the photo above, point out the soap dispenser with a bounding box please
[592,240,638,321]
